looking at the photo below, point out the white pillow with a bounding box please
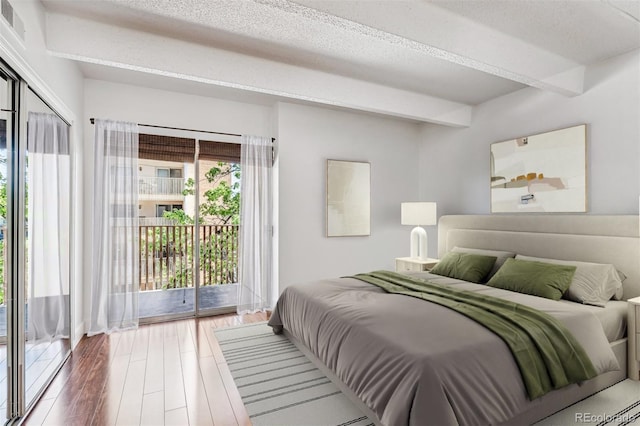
[514,255,624,307]
[614,270,627,299]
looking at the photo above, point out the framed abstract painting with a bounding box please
[490,124,587,213]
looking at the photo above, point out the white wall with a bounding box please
[420,49,640,225]
[2,2,83,118]
[277,102,421,288]
[84,80,272,138]
[1,1,84,346]
[83,79,273,325]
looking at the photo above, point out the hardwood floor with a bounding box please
[23,313,268,426]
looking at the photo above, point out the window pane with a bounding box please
[140,154,195,319]
[197,159,240,312]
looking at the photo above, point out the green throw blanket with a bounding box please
[351,270,597,399]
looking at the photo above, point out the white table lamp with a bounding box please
[401,202,437,260]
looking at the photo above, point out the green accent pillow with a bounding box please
[430,252,497,283]
[486,258,576,300]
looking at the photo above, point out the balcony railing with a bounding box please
[138,177,185,196]
[139,217,178,226]
[139,224,239,291]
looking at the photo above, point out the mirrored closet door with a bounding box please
[0,59,71,423]
[24,88,71,411]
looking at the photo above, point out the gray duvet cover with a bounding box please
[268,272,619,426]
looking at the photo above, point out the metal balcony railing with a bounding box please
[139,224,239,291]
[138,177,184,196]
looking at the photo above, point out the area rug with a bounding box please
[535,379,640,425]
[214,322,373,426]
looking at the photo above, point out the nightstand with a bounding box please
[629,297,640,380]
[395,257,439,273]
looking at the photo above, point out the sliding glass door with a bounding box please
[138,136,196,320]
[0,64,13,424]
[0,59,71,422]
[138,137,241,321]
[196,143,241,314]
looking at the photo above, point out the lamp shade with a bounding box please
[401,202,437,226]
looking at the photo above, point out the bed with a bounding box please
[268,215,640,425]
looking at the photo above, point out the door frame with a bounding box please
[138,138,240,324]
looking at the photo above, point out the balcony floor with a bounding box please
[139,283,238,318]
[0,284,238,335]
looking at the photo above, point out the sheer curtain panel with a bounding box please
[89,119,139,336]
[27,112,70,342]
[238,135,274,314]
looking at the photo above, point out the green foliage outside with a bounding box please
[144,162,241,290]
[164,162,241,225]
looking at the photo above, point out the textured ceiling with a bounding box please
[43,0,525,105]
[42,0,640,119]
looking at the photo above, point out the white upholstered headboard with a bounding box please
[438,215,640,300]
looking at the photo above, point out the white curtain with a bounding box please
[237,135,274,313]
[27,112,70,342]
[88,119,139,336]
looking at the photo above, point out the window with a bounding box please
[156,167,182,178]
[156,203,182,217]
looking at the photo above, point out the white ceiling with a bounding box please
[431,0,640,64]
[79,62,284,106]
[42,0,640,125]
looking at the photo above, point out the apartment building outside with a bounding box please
[138,158,233,225]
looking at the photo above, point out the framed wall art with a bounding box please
[326,159,370,237]
[490,124,587,213]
